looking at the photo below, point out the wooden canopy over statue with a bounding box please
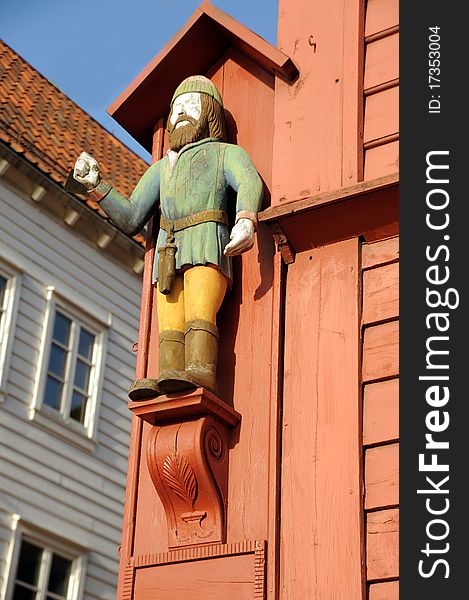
[108,1,297,152]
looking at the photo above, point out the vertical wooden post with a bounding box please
[266,251,286,599]
[342,0,365,184]
[280,239,363,599]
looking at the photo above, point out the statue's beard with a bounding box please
[168,115,209,152]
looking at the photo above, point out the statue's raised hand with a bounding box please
[73,151,101,191]
[224,218,255,256]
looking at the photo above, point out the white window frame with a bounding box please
[0,262,22,401]
[30,286,108,450]
[2,516,87,600]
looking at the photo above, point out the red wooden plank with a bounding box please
[363,223,399,244]
[363,378,399,446]
[222,50,274,192]
[364,34,399,91]
[362,321,399,382]
[217,53,277,549]
[363,262,399,324]
[362,237,399,269]
[364,86,399,144]
[134,554,255,599]
[365,0,399,37]
[281,239,362,599]
[365,443,399,509]
[364,141,399,181]
[342,0,365,184]
[260,175,398,223]
[367,509,399,581]
[266,253,285,595]
[273,0,363,203]
[369,581,399,600]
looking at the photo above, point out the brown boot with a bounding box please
[128,376,161,401]
[128,330,194,400]
[156,329,196,395]
[184,319,219,395]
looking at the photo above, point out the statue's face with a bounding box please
[168,92,207,152]
[170,92,202,129]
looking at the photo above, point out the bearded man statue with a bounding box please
[72,75,263,400]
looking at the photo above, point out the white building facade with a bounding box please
[0,40,148,600]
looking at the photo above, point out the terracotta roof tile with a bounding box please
[0,40,149,245]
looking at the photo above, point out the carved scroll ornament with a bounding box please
[146,415,229,548]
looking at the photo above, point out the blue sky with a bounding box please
[1,0,278,162]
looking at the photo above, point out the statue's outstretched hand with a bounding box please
[73,151,101,191]
[224,218,255,256]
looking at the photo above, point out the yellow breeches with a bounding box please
[156,266,228,332]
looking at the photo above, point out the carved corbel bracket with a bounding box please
[129,389,240,548]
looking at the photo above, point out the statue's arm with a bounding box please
[224,145,263,223]
[74,153,162,237]
[98,161,161,236]
[223,145,263,256]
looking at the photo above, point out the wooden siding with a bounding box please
[363,261,398,324]
[362,320,399,382]
[365,0,398,37]
[363,379,398,445]
[364,0,399,180]
[369,580,399,600]
[366,509,399,581]
[273,0,399,192]
[362,235,399,592]
[280,240,362,599]
[273,0,364,203]
[362,235,399,269]
[364,443,399,509]
[0,181,140,599]
[364,87,398,144]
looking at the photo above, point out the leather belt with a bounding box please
[160,209,228,234]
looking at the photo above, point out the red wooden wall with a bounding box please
[363,0,399,179]
[116,1,400,598]
[362,236,399,598]
[272,0,399,598]
[273,0,364,201]
[280,240,363,598]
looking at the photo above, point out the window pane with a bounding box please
[48,553,72,596]
[43,376,63,410]
[12,584,36,600]
[0,275,6,308]
[70,391,87,424]
[48,344,67,378]
[78,328,94,360]
[74,360,90,391]
[52,312,71,346]
[16,540,42,585]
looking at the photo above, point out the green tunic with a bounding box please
[99,138,263,284]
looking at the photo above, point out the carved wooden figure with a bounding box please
[71,75,263,401]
